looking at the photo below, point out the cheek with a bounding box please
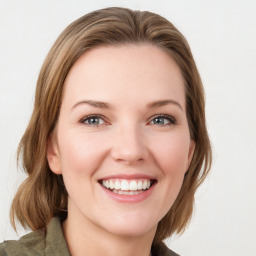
[147,133,191,219]
[57,132,107,203]
[57,131,106,178]
[151,132,191,176]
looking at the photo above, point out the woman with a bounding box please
[0,7,212,256]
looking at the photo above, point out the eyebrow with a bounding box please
[71,99,183,111]
[147,99,183,111]
[72,100,110,110]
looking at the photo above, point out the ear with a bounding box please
[186,140,196,171]
[47,134,62,174]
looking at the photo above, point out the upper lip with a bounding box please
[98,174,157,181]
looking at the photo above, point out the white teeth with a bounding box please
[115,180,121,190]
[129,180,137,191]
[142,180,147,190]
[113,190,144,195]
[137,181,142,190]
[101,178,153,193]
[121,180,129,190]
[109,180,114,189]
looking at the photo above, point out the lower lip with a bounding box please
[100,183,156,203]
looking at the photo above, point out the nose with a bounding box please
[111,125,148,165]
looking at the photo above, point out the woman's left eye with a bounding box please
[80,115,105,126]
[149,115,176,126]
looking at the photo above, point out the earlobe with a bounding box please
[186,140,196,170]
[47,134,62,174]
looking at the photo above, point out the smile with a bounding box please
[99,179,156,195]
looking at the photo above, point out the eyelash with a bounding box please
[80,114,176,126]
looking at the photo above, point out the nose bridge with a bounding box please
[111,121,147,164]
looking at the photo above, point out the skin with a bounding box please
[47,44,195,256]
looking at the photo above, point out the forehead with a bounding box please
[62,44,185,109]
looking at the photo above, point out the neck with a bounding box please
[62,211,156,256]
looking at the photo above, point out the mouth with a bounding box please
[99,178,157,195]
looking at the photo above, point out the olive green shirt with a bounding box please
[0,218,179,256]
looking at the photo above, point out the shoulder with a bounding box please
[0,217,70,256]
[152,242,180,256]
[0,229,45,256]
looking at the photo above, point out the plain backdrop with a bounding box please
[0,0,256,255]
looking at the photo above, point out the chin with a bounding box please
[99,213,158,238]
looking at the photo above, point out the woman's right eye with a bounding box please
[80,115,106,126]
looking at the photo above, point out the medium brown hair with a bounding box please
[11,7,212,242]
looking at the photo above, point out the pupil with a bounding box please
[155,118,164,124]
[89,118,98,124]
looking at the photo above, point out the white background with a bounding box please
[0,0,256,255]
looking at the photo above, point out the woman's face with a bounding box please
[47,44,195,239]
